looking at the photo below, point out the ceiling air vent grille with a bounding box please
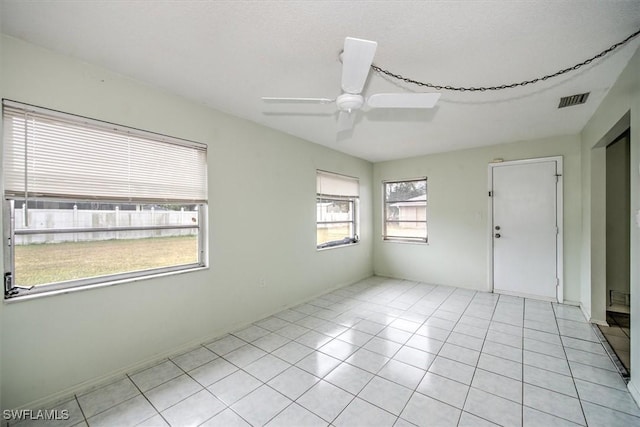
[558,92,590,108]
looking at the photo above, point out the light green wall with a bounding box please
[373,135,582,302]
[0,35,374,410]
[606,135,631,307]
[581,45,640,403]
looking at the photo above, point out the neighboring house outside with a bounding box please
[390,194,426,227]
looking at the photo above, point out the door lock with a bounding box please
[495,233,501,238]
[495,225,501,230]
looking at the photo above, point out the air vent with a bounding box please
[558,92,590,108]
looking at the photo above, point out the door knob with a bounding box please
[495,233,501,238]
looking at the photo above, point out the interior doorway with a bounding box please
[599,130,631,375]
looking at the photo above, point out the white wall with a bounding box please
[581,45,640,403]
[373,135,582,300]
[0,35,373,410]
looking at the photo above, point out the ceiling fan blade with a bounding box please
[337,110,356,133]
[341,37,377,94]
[367,93,441,109]
[262,97,334,103]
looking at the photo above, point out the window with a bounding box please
[383,178,427,242]
[2,100,208,298]
[316,170,359,249]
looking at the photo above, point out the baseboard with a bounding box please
[579,302,592,324]
[7,273,374,413]
[628,380,640,407]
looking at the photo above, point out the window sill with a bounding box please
[382,238,429,245]
[316,241,360,252]
[3,265,209,303]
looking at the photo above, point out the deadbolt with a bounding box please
[495,233,501,238]
[495,225,501,230]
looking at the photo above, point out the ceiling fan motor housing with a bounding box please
[337,93,364,112]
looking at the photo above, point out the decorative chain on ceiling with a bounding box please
[371,28,640,92]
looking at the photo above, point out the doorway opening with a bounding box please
[599,130,631,375]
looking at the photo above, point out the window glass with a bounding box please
[3,101,208,298]
[383,178,427,242]
[316,171,359,249]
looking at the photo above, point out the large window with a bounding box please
[383,178,427,243]
[2,100,208,298]
[316,170,359,249]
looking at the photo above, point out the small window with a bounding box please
[383,178,427,243]
[2,100,208,298]
[316,170,359,249]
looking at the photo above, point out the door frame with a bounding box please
[487,156,564,303]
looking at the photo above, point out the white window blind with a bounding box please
[316,170,359,197]
[2,101,207,203]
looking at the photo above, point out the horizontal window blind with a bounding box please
[316,170,359,197]
[3,101,207,203]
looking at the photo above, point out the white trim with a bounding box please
[494,288,558,302]
[488,156,564,302]
[628,381,640,407]
[590,318,609,327]
[580,302,592,322]
[4,266,208,303]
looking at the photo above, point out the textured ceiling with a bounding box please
[1,0,639,162]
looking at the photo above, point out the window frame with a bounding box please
[2,101,208,299]
[382,177,428,243]
[316,170,360,250]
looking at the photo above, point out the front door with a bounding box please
[491,158,561,301]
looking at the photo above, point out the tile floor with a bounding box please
[11,276,640,427]
[598,311,631,373]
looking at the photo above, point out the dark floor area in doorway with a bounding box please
[598,311,631,374]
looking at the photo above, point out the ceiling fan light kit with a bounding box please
[336,93,364,112]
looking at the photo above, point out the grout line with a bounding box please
[54,278,636,427]
[551,299,587,426]
[73,395,89,426]
[125,372,171,427]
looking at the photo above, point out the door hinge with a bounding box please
[488,191,493,197]
[556,278,560,287]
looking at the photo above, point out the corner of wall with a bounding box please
[0,29,5,418]
[579,43,640,390]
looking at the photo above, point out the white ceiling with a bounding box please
[1,1,639,162]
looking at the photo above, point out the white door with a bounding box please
[491,159,561,301]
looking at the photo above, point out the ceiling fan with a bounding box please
[262,37,441,133]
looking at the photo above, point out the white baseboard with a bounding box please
[579,303,593,324]
[628,380,640,408]
[8,273,373,413]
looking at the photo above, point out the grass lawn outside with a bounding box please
[18,224,423,286]
[317,226,352,246]
[15,235,198,286]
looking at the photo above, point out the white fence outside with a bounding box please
[15,206,198,245]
